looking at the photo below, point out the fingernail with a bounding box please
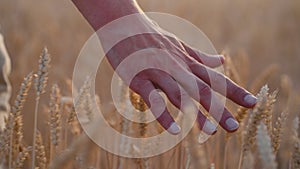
[167,122,181,135]
[244,94,257,106]
[225,118,239,131]
[219,55,225,63]
[203,120,217,135]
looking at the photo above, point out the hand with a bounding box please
[72,0,257,135]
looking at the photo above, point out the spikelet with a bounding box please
[13,146,30,169]
[271,111,287,154]
[49,84,61,146]
[256,122,277,169]
[35,131,47,169]
[35,47,51,97]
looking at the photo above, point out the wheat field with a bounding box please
[0,0,300,169]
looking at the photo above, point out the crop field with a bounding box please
[0,0,299,169]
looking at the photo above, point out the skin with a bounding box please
[71,0,257,135]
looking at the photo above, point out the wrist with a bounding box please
[71,0,142,30]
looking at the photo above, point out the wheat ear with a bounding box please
[35,131,47,169]
[257,122,277,169]
[239,85,271,169]
[271,111,287,154]
[49,84,61,161]
[13,146,30,169]
[8,72,33,169]
[67,76,91,123]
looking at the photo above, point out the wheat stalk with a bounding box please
[32,47,50,169]
[257,122,277,169]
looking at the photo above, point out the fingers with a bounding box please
[130,79,181,135]
[197,112,217,135]
[159,67,239,132]
[181,42,224,68]
[193,78,240,132]
[189,62,257,108]
[150,70,217,135]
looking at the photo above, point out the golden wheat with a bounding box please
[257,122,277,169]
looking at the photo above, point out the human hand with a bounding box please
[72,0,257,135]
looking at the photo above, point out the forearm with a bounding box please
[71,0,142,30]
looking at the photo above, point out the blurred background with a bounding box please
[0,0,299,168]
[0,0,299,90]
